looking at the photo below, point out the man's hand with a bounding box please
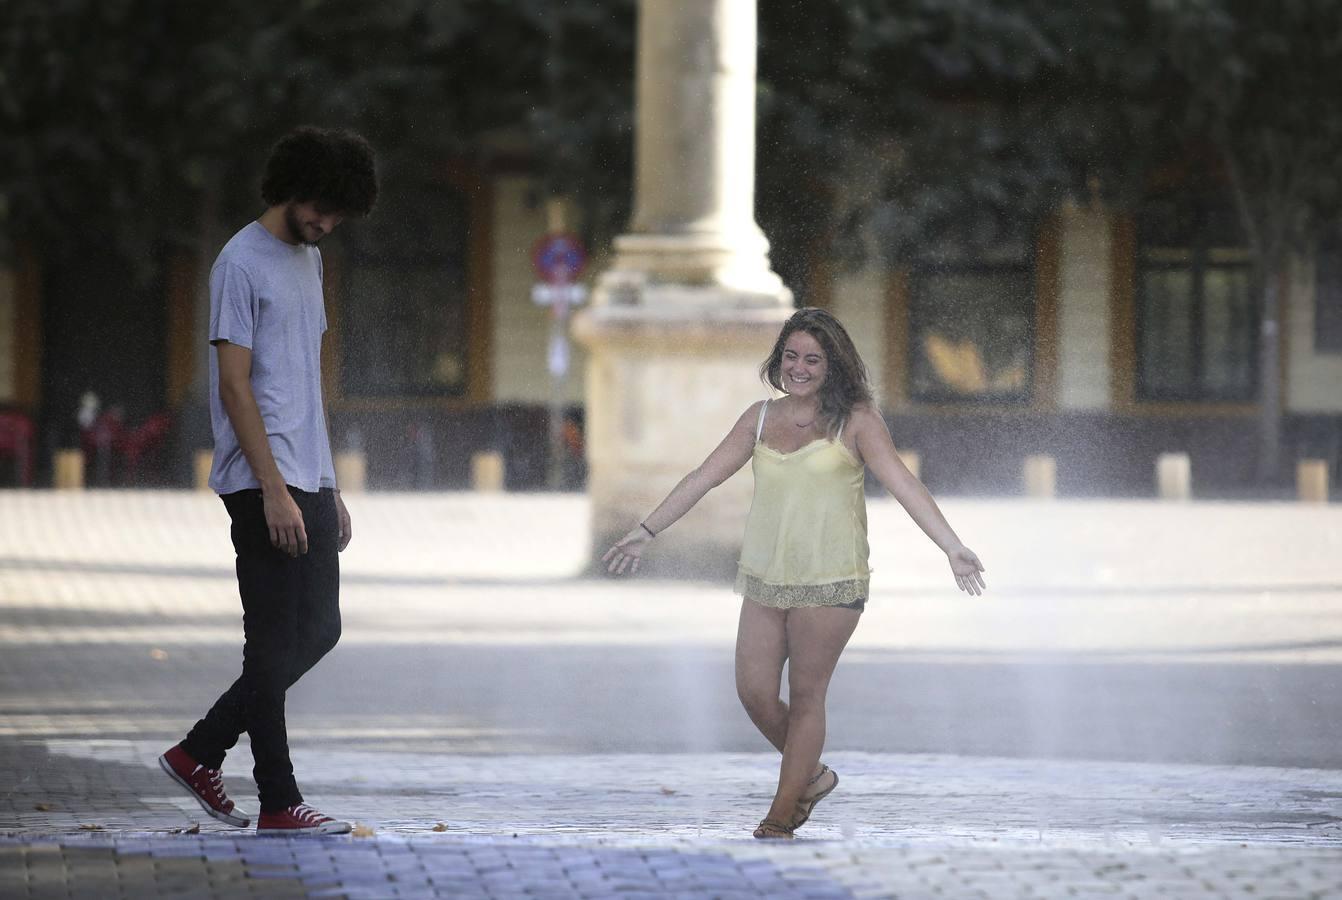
[263,485,307,556]
[216,340,305,556]
[335,490,352,552]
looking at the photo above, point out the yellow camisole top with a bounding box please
[734,399,871,609]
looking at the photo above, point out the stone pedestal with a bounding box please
[575,307,789,579]
[575,0,792,579]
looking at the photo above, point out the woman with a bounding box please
[603,307,986,839]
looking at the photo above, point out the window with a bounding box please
[908,238,1035,404]
[1316,221,1342,354]
[1136,193,1256,401]
[341,179,471,398]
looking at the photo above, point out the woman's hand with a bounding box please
[602,526,654,575]
[948,545,986,595]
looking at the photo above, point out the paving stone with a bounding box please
[7,493,1342,898]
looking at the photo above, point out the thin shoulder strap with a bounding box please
[755,399,770,442]
[835,415,845,443]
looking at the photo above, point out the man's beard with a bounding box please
[284,205,323,246]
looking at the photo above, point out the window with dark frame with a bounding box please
[1316,221,1342,354]
[907,237,1036,404]
[1136,192,1256,402]
[340,179,471,399]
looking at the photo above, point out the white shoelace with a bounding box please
[191,764,227,799]
[292,803,324,824]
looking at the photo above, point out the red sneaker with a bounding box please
[158,745,250,827]
[256,804,352,836]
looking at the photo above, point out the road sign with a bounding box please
[531,233,587,284]
[531,283,589,307]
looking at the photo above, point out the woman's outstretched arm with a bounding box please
[603,401,762,574]
[849,404,987,595]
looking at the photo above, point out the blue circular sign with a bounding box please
[532,233,587,284]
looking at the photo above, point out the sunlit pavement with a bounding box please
[3,490,1342,897]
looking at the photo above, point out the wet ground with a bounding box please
[3,490,1342,897]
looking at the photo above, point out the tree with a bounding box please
[1151,0,1342,480]
[761,1,1342,486]
[6,0,1339,486]
[0,0,633,263]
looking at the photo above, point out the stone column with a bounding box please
[574,0,793,579]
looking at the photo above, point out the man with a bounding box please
[159,127,377,835]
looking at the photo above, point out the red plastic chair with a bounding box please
[118,412,173,483]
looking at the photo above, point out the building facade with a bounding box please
[2,170,1340,496]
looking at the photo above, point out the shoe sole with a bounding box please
[158,754,250,828]
[256,821,352,836]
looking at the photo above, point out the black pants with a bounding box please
[181,487,341,812]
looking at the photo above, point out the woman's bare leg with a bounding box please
[764,605,860,825]
[734,599,789,752]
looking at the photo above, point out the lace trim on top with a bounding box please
[734,570,869,609]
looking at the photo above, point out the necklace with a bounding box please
[784,398,818,428]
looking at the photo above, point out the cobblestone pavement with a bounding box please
[4,740,1342,898]
[3,491,1342,897]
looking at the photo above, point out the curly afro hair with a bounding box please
[261,127,378,217]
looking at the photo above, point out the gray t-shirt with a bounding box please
[207,220,336,494]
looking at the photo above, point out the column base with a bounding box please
[574,297,793,581]
[599,232,791,309]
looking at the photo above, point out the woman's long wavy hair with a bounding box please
[760,307,874,437]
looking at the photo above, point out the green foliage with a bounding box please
[816,0,1342,266]
[1150,0,1342,262]
[3,0,1339,285]
[0,0,633,262]
[793,0,1169,261]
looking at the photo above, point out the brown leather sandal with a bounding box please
[753,818,796,840]
[791,764,839,830]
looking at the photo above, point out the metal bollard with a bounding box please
[896,449,920,481]
[194,450,214,491]
[472,451,505,492]
[334,450,367,493]
[1297,459,1329,503]
[1023,455,1057,499]
[53,449,84,490]
[1156,452,1192,500]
